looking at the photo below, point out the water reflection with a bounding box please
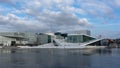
[96,48,112,55]
[0,48,120,68]
[0,49,17,54]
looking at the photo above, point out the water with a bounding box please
[0,48,120,68]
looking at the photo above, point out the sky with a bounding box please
[0,0,120,38]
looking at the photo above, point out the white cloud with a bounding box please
[0,11,92,32]
[1,0,118,33]
[80,0,114,18]
[79,18,92,26]
[0,14,49,32]
[114,0,120,6]
[61,6,86,15]
[0,0,18,6]
[0,0,12,3]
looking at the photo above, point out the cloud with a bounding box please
[114,0,120,7]
[79,18,91,26]
[0,0,118,35]
[24,8,92,29]
[61,6,86,15]
[0,11,92,32]
[0,14,49,32]
[0,0,12,3]
[0,0,16,5]
[80,0,114,18]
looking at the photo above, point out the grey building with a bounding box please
[0,36,16,46]
[37,33,52,45]
[24,32,37,45]
[0,32,52,46]
[66,34,95,43]
[69,30,91,35]
[0,32,27,46]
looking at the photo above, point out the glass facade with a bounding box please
[66,35,95,43]
[83,35,95,42]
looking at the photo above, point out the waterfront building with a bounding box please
[37,33,52,45]
[0,32,27,46]
[66,34,95,43]
[54,32,65,39]
[69,30,91,35]
[24,32,37,45]
[0,30,107,47]
[0,32,52,46]
[0,36,16,46]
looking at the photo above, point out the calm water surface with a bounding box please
[0,48,120,68]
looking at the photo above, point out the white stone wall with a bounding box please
[0,36,16,46]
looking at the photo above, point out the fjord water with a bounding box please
[0,48,120,68]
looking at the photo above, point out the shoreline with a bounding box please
[0,43,106,49]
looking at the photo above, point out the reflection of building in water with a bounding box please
[40,50,92,68]
[97,49,112,55]
[59,50,91,68]
[0,49,16,53]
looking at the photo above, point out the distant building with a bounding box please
[0,36,16,46]
[69,30,91,35]
[66,34,95,43]
[37,33,52,45]
[54,32,65,39]
[0,30,100,46]
[0,32,53,46]
[52,30,92,43]
[0,32,32,46]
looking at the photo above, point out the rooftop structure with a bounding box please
[69,30,91,35]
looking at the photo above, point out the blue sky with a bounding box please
[0,0,120,38]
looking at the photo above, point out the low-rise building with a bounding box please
[37,33,52,45]
[66,34,95,43]
[0,32,28,46]
[0,32,52,46]
[69,30,91,35]
[0,36,16,46]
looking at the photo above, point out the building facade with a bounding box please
[66,34,95,43]
[0,32,52,46]
[69,30,91,35]
[37,34,52,45]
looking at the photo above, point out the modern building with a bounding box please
[0,32,27,46]
[69,30,91,35]
[54,32,66,39]
[66,34,95,43]
[0,30,106,47]
[24,32,37,45]
[37,33,52,45]
[0,36,16,46]
[0,32,52,46]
